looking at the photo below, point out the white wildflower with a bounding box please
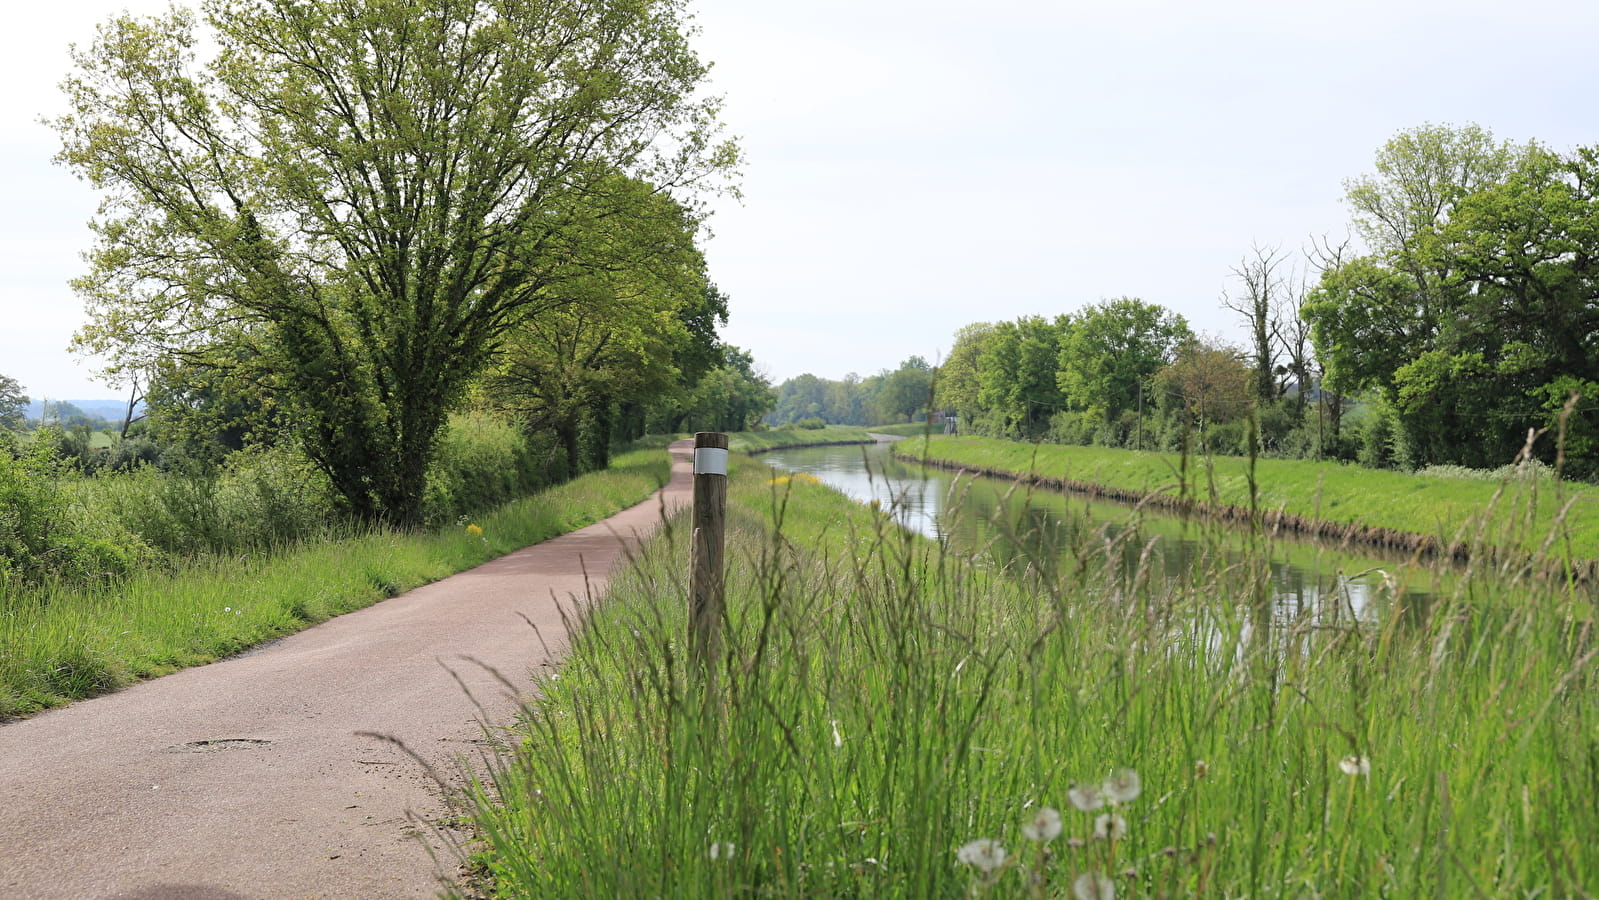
[1021,806,1063,842]
[955,838,1007,872]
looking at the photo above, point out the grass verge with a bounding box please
[0,449,669,720]
[464,454,1598,897]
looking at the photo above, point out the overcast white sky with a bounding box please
[4,0,1598,399]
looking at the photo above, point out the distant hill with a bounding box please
[25,399,141,424]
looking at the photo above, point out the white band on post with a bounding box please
[693,447,729,476]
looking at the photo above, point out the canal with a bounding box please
[761,439,1446,624]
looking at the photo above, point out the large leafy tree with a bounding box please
[1305,124,1528,401]
[771,374,832,425]
[56,0,736,525]
[871,356,933,424]
[487,178,714,472]
[1307,125,1599,471]
[977,315,1068,440]
[0,375,27,432]
[935,322,991,429]
[1154,339,1253,451]
[679,346,774,433]
[1056,297,1191,432]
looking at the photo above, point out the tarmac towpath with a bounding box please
[0,440,694,899]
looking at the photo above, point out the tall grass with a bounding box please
[465,455,1598,897]
[0,449,667,719]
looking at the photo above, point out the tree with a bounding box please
[1308,126,1599,471]
[1222,245,1286,405]
[1056,298,1191,439]
[771,374,831,425]
[56,0,737,525]
[487,179,713,472]
[977,316,1067,439]
[0,375,26,432]
[936,323,991,429]
[679,347,774,433]
[871,357,933,424]
[1155,339,1253,452]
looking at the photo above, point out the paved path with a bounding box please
[0,441,694,899]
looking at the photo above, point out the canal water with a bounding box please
[761,440,1445,623]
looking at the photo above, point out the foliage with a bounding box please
[1302,124,1599,475]
[0,374,27,432]
[55,0,736,526]
[670,346,775,434]
[978,315,1069,439]
[1056,297,1192,435]
[766,357,938,429]
[486,179,720,473]
[0,438,145,587]
[1153,338,1253,450]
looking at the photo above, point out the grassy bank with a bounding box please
[463,454,1598,897]
[726,423,928,454]
[897,434,1599,565]
[0,449,669,720]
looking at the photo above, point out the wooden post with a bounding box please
[689,431,729,680]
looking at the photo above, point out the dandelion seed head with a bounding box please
[1093,812,1128,841]
[1103,768,1141,804]
[1068,783,1106,812]
[1339,755,1371,776]
[1021,806,1062,842]
[955,838,1006,872]
[1073,870,1116,900]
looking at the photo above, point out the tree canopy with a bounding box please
[1305,124,1599,473]
[0,375,27,433]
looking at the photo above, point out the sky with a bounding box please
[4,0,1598,400]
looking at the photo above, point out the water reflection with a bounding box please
[761,440,1441,626]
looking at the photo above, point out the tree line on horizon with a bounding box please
[767,123,1599,480]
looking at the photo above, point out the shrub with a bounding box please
[0,442,144,586]
[423,414,547,524]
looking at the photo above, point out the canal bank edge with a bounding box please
[893,441,1598,581]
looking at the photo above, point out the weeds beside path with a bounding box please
[1,448,670,719]
[0,441,693,899]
